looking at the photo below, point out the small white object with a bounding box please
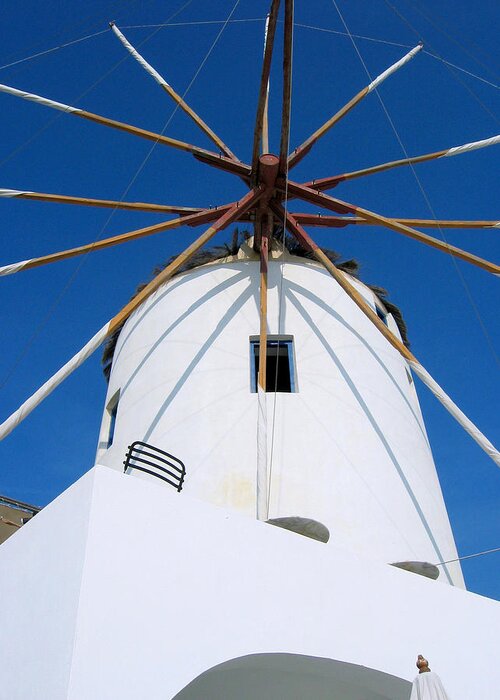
[110,24,171,88]
[0,82,79,113]
[410,671,450,700]
[444,134,500,157]
[0,258,32,276]
[368,43,423,92]
[409,360,500,467]
[0,323,110,440]
[0,188,32,198]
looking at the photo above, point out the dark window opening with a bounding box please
[106,391,120,448]
[250,337,296,393]
[376,305,388,326]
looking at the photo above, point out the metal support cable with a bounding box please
[330,0,500,369]
[0,0,240,392]
[268,2,295,519]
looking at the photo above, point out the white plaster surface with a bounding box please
[97,257,463,585]
[0,470,95,699]
[1,466,499,699]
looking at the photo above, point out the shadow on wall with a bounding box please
[286,284,453,584]
[172,653,411,700]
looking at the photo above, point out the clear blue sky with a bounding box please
[0,1,498,598]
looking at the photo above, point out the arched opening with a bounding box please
[173,653,411,700]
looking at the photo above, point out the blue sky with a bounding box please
[0,0,498,598]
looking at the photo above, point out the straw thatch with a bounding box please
[102,227,409,380]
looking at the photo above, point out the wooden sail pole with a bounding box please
[261,13,272,155]
[284,180,500,274]
[305,135,500,191]
[273,204,500,467]
[110,23,238,161]
[272,203,414,360]
[108,188,264,333]
[258,212,271,391]
[0,188,203,214]
[256,210,272,521]
[254,155,279,520]
[279,0,294,173]
[0,188,264,441]
[288,43,423,169]
[0,82,245,171]
[0,205,235,276]
[291,213,500,229]
[251,0,281,183]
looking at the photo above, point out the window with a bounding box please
[106,391,120,448]
[250,336,296,393]
[375,304,388,326]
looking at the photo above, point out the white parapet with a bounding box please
[0,466,498,699]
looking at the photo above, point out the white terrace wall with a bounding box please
[96,252,462,585]
[1,468,498,700]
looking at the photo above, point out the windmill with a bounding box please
[0,0,498,467]
[0,2,499,698]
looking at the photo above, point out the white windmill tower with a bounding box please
[0,2,499,699]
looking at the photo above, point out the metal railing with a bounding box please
[123,441,186,492]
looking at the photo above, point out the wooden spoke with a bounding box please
[193,151,252,180]
[258,211,272,390]
[279,0,294,173]
[0,188,203,214]
[291,213,500,229]
[291,214,354,227]
[0,190,264,440]
[261,13,272,156]
[288,43,423,169]
[283,180,500,274]
[272,204,500,467]
[273,203,415,362]
[0,206,236,276]
[385,219,500,229]
[256,209,271,522]
[0,81,235,165]
[110,23,238,161]
[251,0,281,182]
[76,111,219,160]
[109,187,264,333]
[306,135,500,191]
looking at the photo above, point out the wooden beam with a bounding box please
[385,219,500,229]
[292,214,354,227]
[288,87,369,170]
[306,135,500,191]
[258,211,272,390]
[0,189,203,214]
[193,151,252,180]
[0,81,237,165]
[110,23,238,160]
[288,43,423,169]
[76,110,222,160]
[261,13,272,156]
[0,190,264,441]
[279,0,294,173]
[273,203,415,362]
[0,206,235,276]
[291,213,500,229]
[251,0,281,182]
[283,180,500,274]
[256,209,271,522]
[272,204,500,468]
[109,187,264,333]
